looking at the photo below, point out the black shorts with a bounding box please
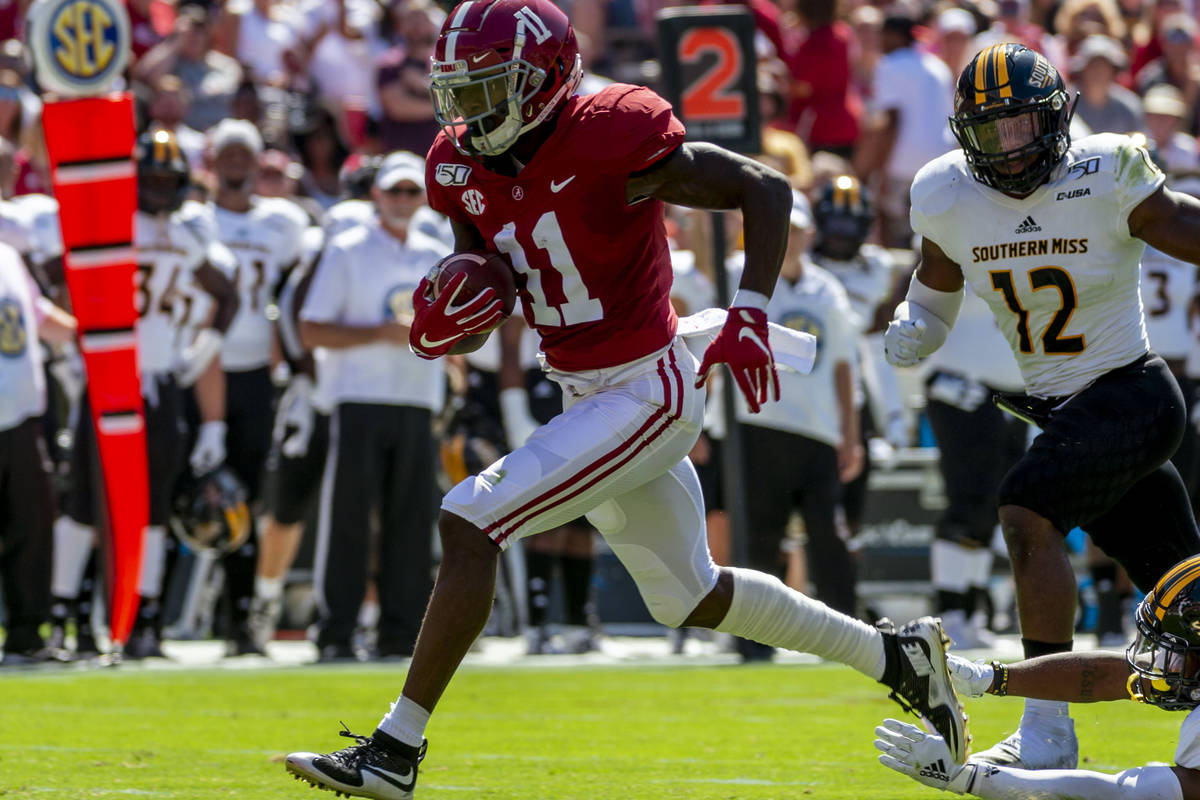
[67,376,186,527]
[997,353,1186,534]
[263,411,330,526]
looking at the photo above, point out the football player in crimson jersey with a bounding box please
[884,43,1200,770]
[285,3,967,797]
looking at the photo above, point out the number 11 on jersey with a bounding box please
[494,211,603,327]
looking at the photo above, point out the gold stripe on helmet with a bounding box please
[974,48,990,105]
[1150,558,1200,621]
[996,44,1012,98]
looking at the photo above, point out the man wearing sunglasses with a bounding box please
[298,150,449,663]
[885,42,1200,771]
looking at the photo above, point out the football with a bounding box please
[429,250,518,318]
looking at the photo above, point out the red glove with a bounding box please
[409,272,505,360]
[695,307,780,413]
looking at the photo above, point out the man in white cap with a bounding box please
[298,151,450,661]
[206,117,312,656]
[1144,84,1200,172]
[1071,34,1143,135]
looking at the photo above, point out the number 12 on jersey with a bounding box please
[990,266,1086,355]
[494,211,603,327]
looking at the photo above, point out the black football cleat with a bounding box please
[286,725,426,799]
[877,616,969,764]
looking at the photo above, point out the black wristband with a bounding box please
[987,660,1009,696]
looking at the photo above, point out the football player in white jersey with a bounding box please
[207,119,310,656]
[52,129,237,659]
[877,553,1200,800]
[809,175,905,537]
[885,42,1200,769]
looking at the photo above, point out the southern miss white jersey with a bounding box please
[814,244,896,334]
[135,202,235,375]
[212,197,309,371]
[1140,245,1196,361]
[728,258,856,446]
[911,133,1164,397]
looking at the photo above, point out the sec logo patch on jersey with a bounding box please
[26,0,131,96]
[461,189,487,216]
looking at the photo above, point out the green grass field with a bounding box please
[0,659,1186,799]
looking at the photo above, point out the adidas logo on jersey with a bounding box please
[919,759,952,784]
[1014,215,1042,234]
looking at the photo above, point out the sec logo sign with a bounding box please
[26,0,131,97]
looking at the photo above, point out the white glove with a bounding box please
[884,318,926,368]
[500,386,540,450]
[946,653,995,698]
[190,420,227,474]
[875,719,976,794]
[177,329,224,387]
[276,375,316,458]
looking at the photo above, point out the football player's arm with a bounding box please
[195,261,239,334]
[626,142,792,298]
[834,358,863,482]
[883,237,965,366]
[1129,186,1200,265]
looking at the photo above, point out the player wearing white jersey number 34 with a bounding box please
[884,42,1200,771]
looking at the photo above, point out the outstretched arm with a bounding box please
[883,237,965,367]
[625,141,792,297]
[1129,186,1200,264]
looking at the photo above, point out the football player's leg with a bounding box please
[796,441,856,617]
[312,405,376,655]
[51,392,98,649]
[0,419,55,657]
[1084,461,1200,593]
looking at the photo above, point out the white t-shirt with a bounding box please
[301,219,449,409]
[911,133,1164,397]
[229,0,301,85]
[872,47,957,181]
[728,258,856,446]
[212,197,310,371]
[0,243,47,431]
[1140,245,1197,361]
[0,194,62,267]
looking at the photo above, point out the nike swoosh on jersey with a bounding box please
[362,764,415,791]
[419,332,460,349]
[550,175,576,193]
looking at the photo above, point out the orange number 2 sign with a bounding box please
[679,27,745,120]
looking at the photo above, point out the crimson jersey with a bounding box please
[425,84,685,371]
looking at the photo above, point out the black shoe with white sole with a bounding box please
[286,725,426,799]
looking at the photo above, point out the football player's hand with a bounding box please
[190,420,227,475]
[875,719,975,794]
[409,272,504,360]
[177,329,224,387]
[696,307,780,413]
[274,375,315,458]
[946,653,995,698]
[884,318,926,367]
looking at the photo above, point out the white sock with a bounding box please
[1024,697,1071,722]
[931,540,973,593]
[358,600,380,631]
[255,575,284,601]
[377,696,430,747]
[138,525,167,598]
[52,516,95,598]
[714,567,887,680]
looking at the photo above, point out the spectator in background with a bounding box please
[215,0,303,87]
[783,0,861,159]
[849,5,883,104]
[1070,35,1144,134]
[933,8,977,79]
[291,102,351,211]
[1143,84,1200,171]
[146,75,206,170]
[128,0,170,60]
[12,117,49,198]
[977,0,1066,70]
[1054,0,1127,64]
[133,5,244,132]
[299,0,384,136]
[255,148,304,201]
[1135,13,1200,134]
[1130,0,1188,80]
[855,10,955,249]
[376,0,443,154]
